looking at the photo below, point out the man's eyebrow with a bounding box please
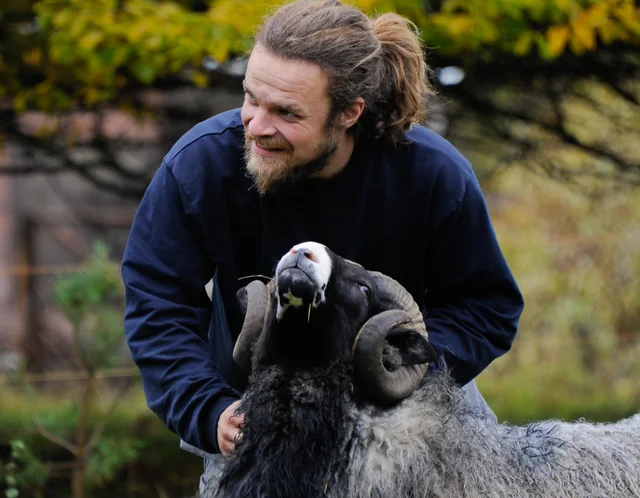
[276,103,305,116]
[242,80,307,116]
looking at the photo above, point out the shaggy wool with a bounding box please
[205,367,640,498]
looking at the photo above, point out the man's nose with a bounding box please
[246,107,277,137]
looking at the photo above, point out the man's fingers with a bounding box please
[219,429,242,457]
[217,400,244,456]
[220,439,234,456]
[222,428,241,443]
[219,430,236,454]
[229,412,245,427]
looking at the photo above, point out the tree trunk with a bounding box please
[73,369,95,498]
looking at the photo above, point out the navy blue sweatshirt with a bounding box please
[122,108,524,454]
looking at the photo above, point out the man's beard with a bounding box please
[244,131,338,195]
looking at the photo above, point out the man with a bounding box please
[122,0,524,491]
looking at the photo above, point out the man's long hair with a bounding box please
[254,0,436,145]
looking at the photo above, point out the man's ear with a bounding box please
[337,97,365,129]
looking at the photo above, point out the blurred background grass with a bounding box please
[0,383,202,497]
[478,166,640,423]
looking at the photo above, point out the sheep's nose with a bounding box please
[290,247,319,263]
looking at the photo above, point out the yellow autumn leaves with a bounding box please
[546,0,640,57]
[3,0,640,111]
[203,0,640,60]
[427,0,640,58]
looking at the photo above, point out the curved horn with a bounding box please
[370,272,427,337]
[233,280,270,373]
[352,272,431,405]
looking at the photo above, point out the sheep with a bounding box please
[204,241,640,498]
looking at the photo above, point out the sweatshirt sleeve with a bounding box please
[423,165,524,386]
[122,161,239,454]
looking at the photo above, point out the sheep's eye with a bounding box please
[359,285,371,299]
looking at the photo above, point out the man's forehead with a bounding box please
[245,45,329,106]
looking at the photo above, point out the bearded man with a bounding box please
[122,0,524,493]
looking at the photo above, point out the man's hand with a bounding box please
[217,400,244,456]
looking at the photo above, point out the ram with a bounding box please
[205,241,640,498]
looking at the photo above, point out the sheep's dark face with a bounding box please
[262,242,378,368]
[235,241,434,403]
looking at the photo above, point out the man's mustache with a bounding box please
[245,131,293,152]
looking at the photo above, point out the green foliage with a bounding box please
[0,243,139,498]
[0,387,145,497]
[54,243,124,370]
[85,437,143,487]
[37,399,78,431]
[0,387,200,498]
[2,0,639,111]
[54,243,121,321]
[0,387,138,450]
[0,439,48,498]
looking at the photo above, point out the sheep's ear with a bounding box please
[385,329,437,366]
[236,286,249,314]
[233,281,270,374]
[354,310,433,404]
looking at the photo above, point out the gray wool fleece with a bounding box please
[200,372,640,498]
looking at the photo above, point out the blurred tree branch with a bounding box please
[447,81,638,173]
[439,45,640,188]
[0,121,151,198]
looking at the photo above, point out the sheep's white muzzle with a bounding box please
[275,242,332,320]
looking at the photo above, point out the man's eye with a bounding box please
[245,92,256,102]
[279,109,296,118]
[359,285,371,298]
